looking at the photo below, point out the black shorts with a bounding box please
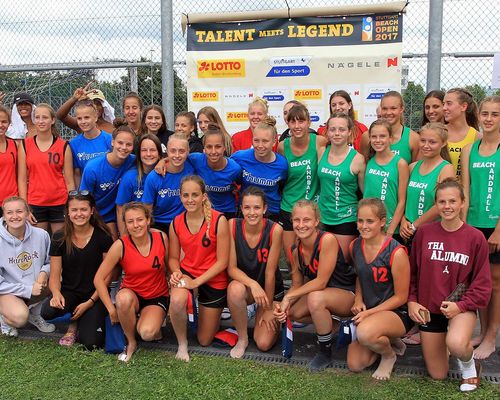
[136,293,169,313]
[323,221,358,236]
[476,227,500,263]
[419,312,448,333]
[30,204,65,223]
[152,222,171,237]
[180,268,227,308]
[393,309,414,333]
[273,289,285,302]
[278,209,293,231]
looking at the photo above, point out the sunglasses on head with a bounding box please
[68,190,91,198]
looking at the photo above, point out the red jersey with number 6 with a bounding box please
[24,136,69,206]
[120,231,168,299]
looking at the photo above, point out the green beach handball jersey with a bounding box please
[364,154,401,228]
[391,126,412,164]
[318,146,358,225]
[467,141,500,228]
[405,159,449,223]
[281,135,320,212]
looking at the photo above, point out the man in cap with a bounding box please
[6,92,36,139]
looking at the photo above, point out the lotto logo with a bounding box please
[226,112,248,122]
[294,89,322,100]
[197,59,246,78]
[192,91,219,101]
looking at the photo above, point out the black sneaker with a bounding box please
[308,351,332,372]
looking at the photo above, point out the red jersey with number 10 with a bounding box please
[120,231,168,299]
[24,136,68,206]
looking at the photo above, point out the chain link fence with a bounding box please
[0,0,498,138]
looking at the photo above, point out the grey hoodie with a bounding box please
[0,218,50,299]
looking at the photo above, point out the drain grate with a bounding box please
[16,330,500,384]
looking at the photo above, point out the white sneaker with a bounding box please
[247,303,257,320]
[0,314,18,337]
[28,312,55,333]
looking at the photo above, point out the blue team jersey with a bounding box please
[188,153,242,213]
[231,149,288,214]
[80,154,135,222]
[142,162,195,224]
[70,131,113,171]
[116,167,150,205]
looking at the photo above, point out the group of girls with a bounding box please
[0,87,498,391]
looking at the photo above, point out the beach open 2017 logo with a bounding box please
[197,59,246,78]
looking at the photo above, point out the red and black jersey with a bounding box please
[350,236,406,310]
[120,231,168,299]
[233,218,284,294]
[291,230,355,291]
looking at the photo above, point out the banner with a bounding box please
[186,12,403,134]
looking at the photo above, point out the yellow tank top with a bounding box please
[447,127,477,177]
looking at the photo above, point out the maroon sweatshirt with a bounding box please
[409,221,492,314]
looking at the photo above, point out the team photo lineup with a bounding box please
[0,84,498,392]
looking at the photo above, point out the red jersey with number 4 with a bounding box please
[24,136,68,206]
[0,138,18,202]
[173,209,228,290]
[120,231,168,299]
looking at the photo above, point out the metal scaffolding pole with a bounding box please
[426,0,444,91]
[161,0,175,129]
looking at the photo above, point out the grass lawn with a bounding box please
[0,337,498,400]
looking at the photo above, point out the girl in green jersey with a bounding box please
[400,123,454,241]
[317,113,365,263]
[461,96,500,360]
[364,119,409,238]
[277,104,327,259]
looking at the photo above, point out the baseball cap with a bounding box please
[86,89,106,101]
[13,92,34,105]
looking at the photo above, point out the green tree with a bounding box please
[403,81,426,130]
[465,84,486,105]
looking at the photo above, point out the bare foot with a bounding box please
[230,338,248,359]
[372,351,397,380]
[470,335,483,347]
[391,338,407,356]
[473,341,495,360]
[175,343,190,362]
[118,342,137,362]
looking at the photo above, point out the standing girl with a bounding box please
[175,111,203,153]
[422,90,445,125]
[70,100,113,186]
[18,104,75,233]
[364,119,409,239]
[461,95,500,359]
[227,187,284,358]
[142,134,195,234]
[0,106,21,217]
[168,176,229,362]
[232,97,275,152]
[94,202,169,362]
[408,179,491,392]
[231,117,288,221]
[400,123,455,242]
[278,104,324,257]
[361,91,419,163]
[317,113,366,261]
[318,90,368,151]
[80,123,136,239]
[274,200,356,371]
[196,106,232,155]
[443,88,480,177]
[116,134,162,236]
[120,92,144,136]
[347,198,411,380]
[189,125,241,219]
[141,105,173,154]
[41,192,113,349]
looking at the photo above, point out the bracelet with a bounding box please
[410,223,417,232]
[89,298,96,304]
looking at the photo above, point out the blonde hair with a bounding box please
[358,198,387,230]
[35,103,59,138]
[180,175,212,238]
[248,97,269,114]
[420,122,451,163]
[255,116,277,138]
